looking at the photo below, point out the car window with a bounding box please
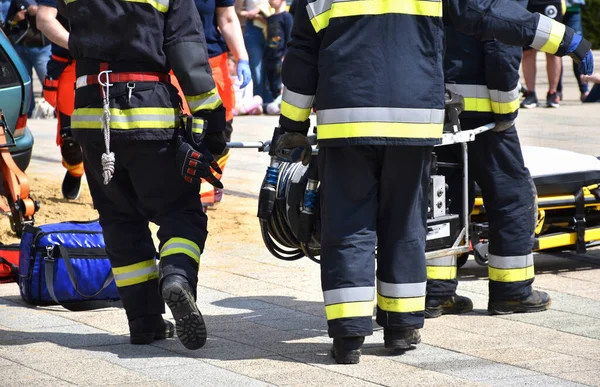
[0,47,20,88]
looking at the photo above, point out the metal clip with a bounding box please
[44,245,55,261]
[126,82,135,104]
[97,70,113,101]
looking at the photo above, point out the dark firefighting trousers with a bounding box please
[318,145,432,338]
[427,118,537,301]
[80,140,207,322]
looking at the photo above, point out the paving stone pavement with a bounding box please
[2,52,600,386]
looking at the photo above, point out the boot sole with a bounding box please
[384,335,421,350]
[425,304,474,319]
[331,348,360,364]
[162,281,207,350]
[488,299,552,315]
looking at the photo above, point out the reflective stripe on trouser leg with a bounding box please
[426,255,459,297]
[375,146,432,330]
[488,253,535,300]
[318,146,378,338]
[159,237,202,296]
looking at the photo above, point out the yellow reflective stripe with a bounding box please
[192,118,204,134]
[426,266,457,281]
[160,237,201,264]
[325,301,374,320]
[463,97,492,113]
[540,19,566,55]
[317,122,443,140]
[72,107,179,130]
[187,88,222,113]
[488,266,535,282]
[112,259,158,287]
[490,99,520,115]
[377,294,425,313]
[310,0,442,33]
[281,101,311,122]
[64,0,169,12]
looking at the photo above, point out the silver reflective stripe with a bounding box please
[488,253,534,269]
[156,0,169,9]
[531,14,553,50]
[445,84,489,99]
[113,264,157,281]
[317,107,445,125]
[377,280,426,298]
[188,94,221,111]
[427,255,457,267]
[72,114,176,123]
[323,286,375,305]
[306,0,333,18]
[282,86,315,109]
[75,76,88,89]
[489,86,520,103]
[160,242,201,258]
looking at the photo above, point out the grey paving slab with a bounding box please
[483,375,588,387]
[74,343,200,369]
[0,364,65,386]
[0,306,78,330]
[140,363,272,387]
[555,370,600,387]
[542,292,600,319]
[152,335,275,361]
[0,341,96,364]
[27,324,128,348]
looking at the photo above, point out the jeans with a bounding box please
[243,22,273,103]
[558,11,588,94]
[0,0,10,24]
[14,44,52,116]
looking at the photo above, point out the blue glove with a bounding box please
[237,59,252,89]
[568,34,594,75]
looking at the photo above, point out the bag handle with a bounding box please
[44,245,118,311]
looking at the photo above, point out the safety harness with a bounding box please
[76,64,170,184]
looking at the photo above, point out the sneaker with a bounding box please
[129,315,175,345]
[557,91,563,101]
[383,328,421,350]
[425,294,474,319]
[520,91,538,109]
[488,290,551,315]
[546,91,560,108]
[61,172,82,200]
[330,336,364,364]
[161,274,207,350]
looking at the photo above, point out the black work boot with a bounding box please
[330,336,365,364]
[62,171,82,200]
[161,274,207,350]
[384,328,421,350]
[129,315,175,345]
[488,290,551,315]
[425,294,474,318]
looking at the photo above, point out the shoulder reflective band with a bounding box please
[446,84,520,114]
[112,259,158,288]
[72,107,179,130]
[426,255,457,281]
[160,237,201,265]
[306,0,443,33]
[281,86,315,122]
[187,87,222,114]
[316,106,444,140]
[377,280,426,313]
[488,253,535,283]
[530,14,566,55]
[64,0,169,12]
[323,286,375,320]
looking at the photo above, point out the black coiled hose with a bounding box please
[258,156,321,264]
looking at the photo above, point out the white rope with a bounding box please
[98,70,115,185]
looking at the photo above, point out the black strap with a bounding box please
[574,188,586,254]
[44,246,119,311]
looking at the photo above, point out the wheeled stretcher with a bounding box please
[467,146,600,267]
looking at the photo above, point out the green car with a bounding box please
[0,29,35,173]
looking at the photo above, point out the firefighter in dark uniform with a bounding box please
[37,0,84,200]
[61,0,227,350]
[426,0,551,318]
[272,0,594,364]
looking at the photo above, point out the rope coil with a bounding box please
[98,70,115,185]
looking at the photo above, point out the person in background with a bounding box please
[556,0,588,101]
[262,0,292,115]
[228,55,263,115]
[581,73,600,103]
[0,0,11,23]
[235,0,272,105]
[520,0,566,108]
[4,0,51,117]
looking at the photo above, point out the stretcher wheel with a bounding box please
[457,253,469,268]
[473,247,488,266]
